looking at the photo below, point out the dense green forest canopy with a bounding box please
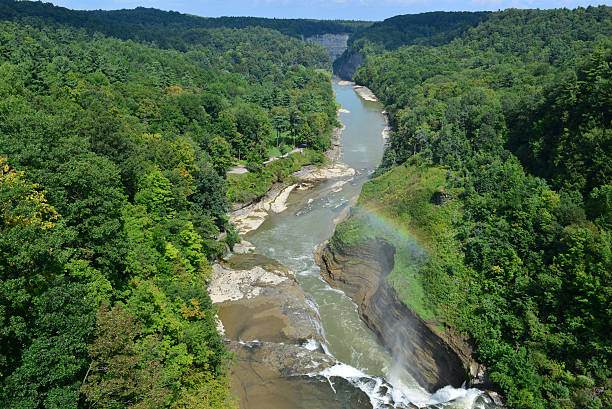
[0,2,339,407]
[0,0,371,48]
[334,5,611,409]
[333,10,490,77]
[1,2,610,409]
[348,11,490,50]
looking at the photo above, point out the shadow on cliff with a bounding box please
[316,216,469,393]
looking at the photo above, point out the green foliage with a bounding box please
[0,2,339,407]
[2,280,95,409]
[226,150,323,204]
[0,0,369,43]
[331,160,461,320]
[209,137,233,176]
[349,11,490,50]
[81,303,171,409]
[192,159,230,225]
[507,45,612,197]
[333,11,489,78]
[335,6,612,408]
[223,225,241,251]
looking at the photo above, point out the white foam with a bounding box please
[237,339,263,347]
[315,364,403,409]
[289,254,312,262]
[310,360,497,409]
[302,339,320,351]
[320,363,367,378]
[427,385,483,406]
[305,299,322,318]
[304,299,326,341]
[320,342,333,357]
[323,285,347,295]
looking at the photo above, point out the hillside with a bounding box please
[333,11,489,79]
[329,6,612,409]
[0,0,371,48]
[0,2,340,407]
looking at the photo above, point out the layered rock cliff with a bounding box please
[315,236,470,392]
[305,33,349,61]
[333,51,365,81]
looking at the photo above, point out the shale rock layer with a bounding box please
[316,237,468,392]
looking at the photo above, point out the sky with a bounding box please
[49,0,609,21]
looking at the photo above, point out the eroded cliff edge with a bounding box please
[333,51,365,81]
[315,235,485,393]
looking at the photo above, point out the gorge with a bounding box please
[1,3,608,408]
[213,79,500,409]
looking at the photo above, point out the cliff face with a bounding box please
[303,32,364,80]
[333,51,365,81]
[305,33,349,61]
[315,237,469,392]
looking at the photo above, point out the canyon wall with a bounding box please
[305,33,349,61]
[315,237,472,393]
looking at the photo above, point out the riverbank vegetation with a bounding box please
[227,150,324,204]
[0,1,340,407]
[333,6,611,409]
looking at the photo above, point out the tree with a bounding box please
[0,158,66,280]
[207,136,232,176]
[0,158,73,381]
[191,159,229,225]
[296,122,313,147]
[288,106,305,147]
[233,103,272,156]
[50,152,127,283]
[2,280,95,409]
[0,10,342,408]
[81,303,169,409]
[134,167,174,221]
[270,106,289,148]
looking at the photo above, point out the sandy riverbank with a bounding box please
[229,120,353,235]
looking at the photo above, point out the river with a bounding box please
[242,79,496,409]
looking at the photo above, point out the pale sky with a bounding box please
[49,0,609,20]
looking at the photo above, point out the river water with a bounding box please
[244,79,495,409]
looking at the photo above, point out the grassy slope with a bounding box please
[332,156,464,322]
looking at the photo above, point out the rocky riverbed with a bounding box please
[209,247,334,408]
[210,252,324,344]
[209,245,412,409]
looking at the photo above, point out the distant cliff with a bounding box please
[305,33,349,61]
[332,50,365,81]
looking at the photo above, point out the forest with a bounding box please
[0,1,340,407]
[332,5,611,409]
[0,0,371,48]
[1,1,611,408]
[333,11,490,78]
